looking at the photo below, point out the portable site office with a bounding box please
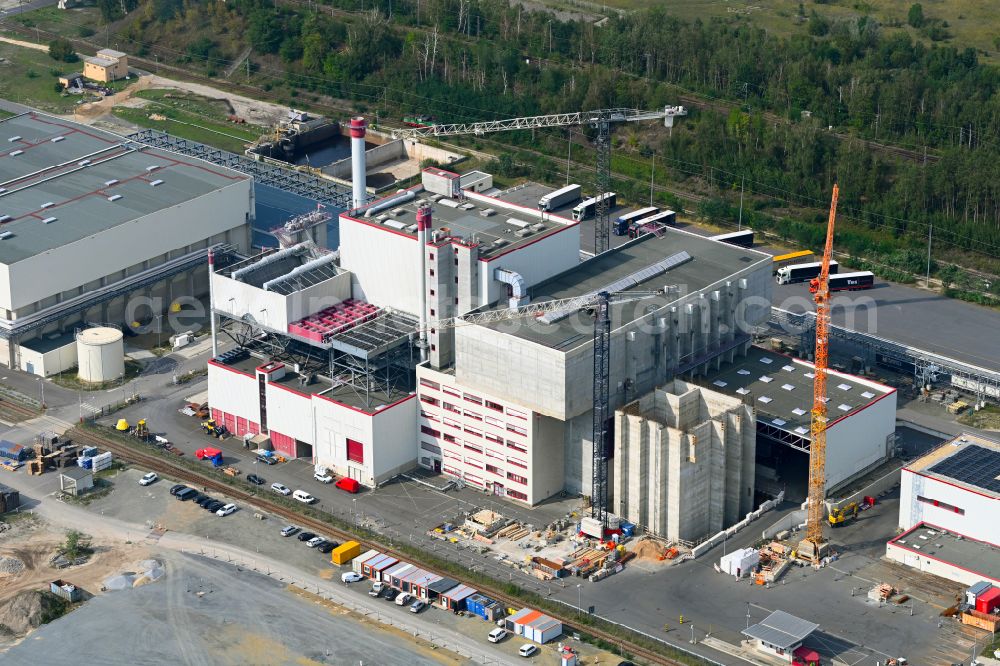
[507,608,563,644]
[438,583,477,611]
[384,562,415,589]
[352,549,379,574]
[362,553,398,580]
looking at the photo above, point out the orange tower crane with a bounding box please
[801,184,839,562]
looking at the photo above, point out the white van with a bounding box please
[292,489,316,504]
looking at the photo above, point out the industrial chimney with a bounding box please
[416,204,432,362]
[349,116,367,210]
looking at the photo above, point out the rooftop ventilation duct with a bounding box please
[262,252,338,291]
[494,268,529,308]
[230,243,308,281]
[362,190,416,218]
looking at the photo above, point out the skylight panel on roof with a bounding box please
[792,408,806,416]
[104,179,119,187]
[0,231,13,240]
[7,136,21,142]
[837,404,851,412]
[0,188,6,194]
[9,150,23,157]
[772,418,786,426]
[804,372,815,379]
[107,194,123,202]
[146,165,160,172]
[782,365,795,372]
[758,396,773,404]
[150,179,164,187]
[40,202,54,209]
[837,383,852,391]
[0,215,10,223]
[795,427,809,435]
[760,357,773,364]
[51,136,65,143]
[78,159,91,166]
[737,388,750,395]
[781,384,795,391]
[861,391,875,399]
[713,380,727,388]
[760,376,773,383]
[42,217,56,224]
[737,369,751,375]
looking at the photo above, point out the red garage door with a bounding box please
[223,413,236,434]
[248,421,260,435]
[211,408,223,423]
[236,417,248,437]
[347,438,364,464]
[270,431,296,458]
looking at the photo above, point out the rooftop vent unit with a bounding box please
[404,224,418,233]
[0,231,13,240]
[104,179,119,187]
[150,179,164,187]
[480,208,496,217]
[438,198,460,209]
[78,159,91,167]
[530,223,546,232]
[146,165,160,172]
[461,203,475,210]
[42,216,57,224]
[514,228,532,237]
[0,188,5,194]
[505,218,529,229]
[107,194,123,202]
[40,202,55,209]
[9,150,23,157]
[51,136,66,143]
[415,198,429,206]
[7,136,21,142]
[0,215,11,223]
[492,238,508,247]
[430,194,443,202]
[375,214,389,223]
[391,208,406,216]
[384,219,407,230]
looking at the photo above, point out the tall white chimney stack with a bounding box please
[416,205,432,362]
[349,116,367,210]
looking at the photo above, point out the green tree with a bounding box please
[63,530,90,560]
[807,11,829,37]
[47,38,78,63]
[907,3,925,28]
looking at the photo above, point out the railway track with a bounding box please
[0,398,41,423]
[70,426,696,666]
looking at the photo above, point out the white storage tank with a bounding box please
[76,327,125,383]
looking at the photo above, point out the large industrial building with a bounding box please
[886,433,1000,585]
[0,111,252,376]
[693,346,896,500]
[203,153,895,524]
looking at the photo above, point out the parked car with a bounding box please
[518,644,538,658]
[409,600,426,613]
[313,471,334,484]
[169,484,188,496]
[306,537,325,548]
[383,589,399,602]
[394,593,413,606]
[246,474,265,485]
[280,525,300,537]
[216,503,237,517]
[341,572,363,583]
[175,487,198,501]
[317,541,336,554]
[196,496,214,508]
[296,531,316,542]
[271,483,291,496]
[256,455,277,465]
[369,582,385,597]
[488,628,508,643]
[292,490,316,504]
[205,500,225,512]
[138,472,158,486]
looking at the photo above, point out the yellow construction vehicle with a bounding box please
[828,502,859,528]
[134,419,149,438]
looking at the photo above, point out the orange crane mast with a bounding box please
[803,185,839,560]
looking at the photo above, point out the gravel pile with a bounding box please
[0,555,25,576]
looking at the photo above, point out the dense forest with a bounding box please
[107,0,1000,282]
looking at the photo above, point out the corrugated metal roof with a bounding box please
[742,610,818,649]
[427,578,459,594]
[442,584,477,601]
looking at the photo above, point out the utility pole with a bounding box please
[566,130,571,185]
[649,154,655,207]
[926,223,933,287]
[737,175,745,230]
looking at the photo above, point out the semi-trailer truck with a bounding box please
[538,184,581,211]
[614,207,659,235]
[572,192,617,221]
[775,260,840,285]
[810,270,874,292]
[711,229,755,248]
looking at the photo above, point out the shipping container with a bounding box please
[572,192,616,221]
[0,440,29,462]
[711,229,755,248]
[538,184,581,212]
[508,608,563,644]
[331,541,363,566]
[812,271,874,293]
[966,581,993,606]
[0,484,20,513]
[775,260,840,285]
[439,583,476,611]
[466,593,502,621]
[977,587,1000,614]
